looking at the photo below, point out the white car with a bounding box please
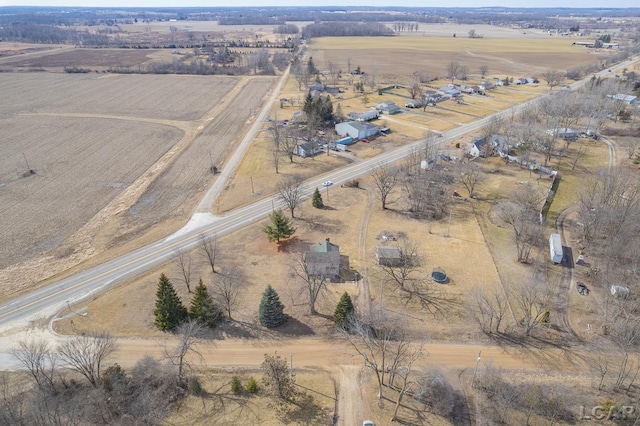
[322,181,333,187]
[363,421,375,426]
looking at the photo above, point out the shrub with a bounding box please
[247,376,258,393]
[231,376,243,395]
[188,377,203,396]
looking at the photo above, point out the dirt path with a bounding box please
[355,186,374,316]
[554,137,617,342]
[336,365,365,425]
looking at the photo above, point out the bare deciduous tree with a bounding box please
[58,332,116,387]
[446,61,461,83]
[510,274,556,337]
[269,120,282,173]
[469,287,510,335]
[172,249,193,293]
[407,79,422,100]
[199,233,218,275]
[166,319,205,386]
[458,162,483,198]
[390,341,424,422]
[371,164,399,209]
[541,69,564,90]
[340,307,405,400]
[479,64,489,78]
[277,177,303,218]
[13,339,57,391]
[212,269,243,320]
[500,203,544,263]
[290,251,329,315]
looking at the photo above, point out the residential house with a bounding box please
[293,140,324,158]
[438,86,462,98]
[309,82,325,92]
[306,238,343,280]
[376,101,402,114]
[346,110,379,121]
[468,136,490,157]
[376,246,403,267]
[335,121,379,140]
[547,128,578,140]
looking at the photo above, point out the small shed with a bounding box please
[376,246,403,267]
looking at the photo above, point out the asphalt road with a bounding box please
[0,56,636,337]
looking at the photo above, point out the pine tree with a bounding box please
[263,209,296,243]
[312,187,324,208]
[259,285,287,328]
[307,56,318,75]
[154,273,188,331]
[189,278,222,328]
[333,291,355,328]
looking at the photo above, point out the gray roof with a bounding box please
[310,240,340,253]
[376,246,402,259]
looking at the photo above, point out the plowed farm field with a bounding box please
[0,73,275,297]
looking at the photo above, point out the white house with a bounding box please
[293,140,324,158]
[335,121,379,140]
[468,136,489,157]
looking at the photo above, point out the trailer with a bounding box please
[336,136,354,146]
[549,233,563,264]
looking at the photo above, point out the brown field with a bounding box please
[1,47,160,69]
[310,35,615,80]
[0,72,275,297]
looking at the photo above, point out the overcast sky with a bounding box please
[0,1,636,8]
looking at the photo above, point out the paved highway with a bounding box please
[0,56,636,336]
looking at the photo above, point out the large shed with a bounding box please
[335,121,379,140]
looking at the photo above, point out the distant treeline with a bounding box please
[302,22,394,38]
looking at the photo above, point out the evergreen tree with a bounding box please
[335,103,344,120]
[303,92,314,115]
[259,285,287,328]
[189,278,222,328]
[154,273,188,331]
[312,187,324,208]
[307,56,318,75]
[333,291,355,328]
[263,209,296,243]
[319,95,333,122]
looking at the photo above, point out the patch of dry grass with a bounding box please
[164,369,335,426]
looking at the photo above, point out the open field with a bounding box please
[0,73,274,298]
[310,35,615,80]
[0,47,160,69]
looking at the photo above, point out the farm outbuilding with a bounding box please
[549,233,563,264]
[335,121,379,140]
[376,246,403,267]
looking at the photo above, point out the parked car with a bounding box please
[363,421,375,426]
[360,138,369,143]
